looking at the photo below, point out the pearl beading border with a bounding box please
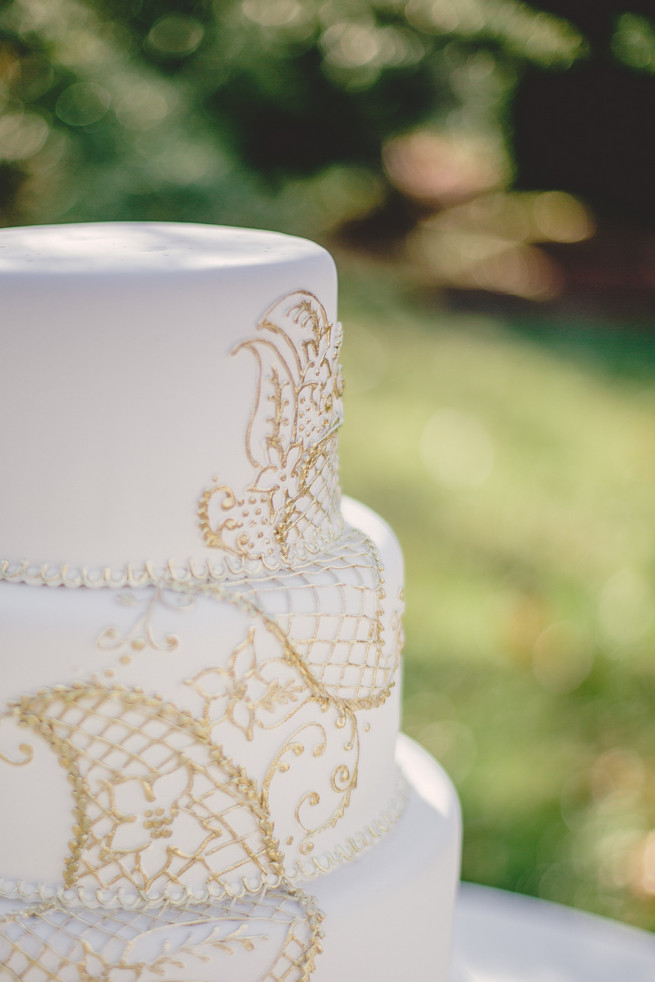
[0,769,408,909]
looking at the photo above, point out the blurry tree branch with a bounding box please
[0,0,588,231]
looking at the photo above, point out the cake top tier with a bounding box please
[0,222,323,274]
[0,223,343,585]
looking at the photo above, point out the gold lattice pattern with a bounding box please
[198,291,344,562]
[226,530,397,706]
[10,684,284,899]
[0,887,322,982]
[92,528,398,857]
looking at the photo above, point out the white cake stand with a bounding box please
[451,882,655,981]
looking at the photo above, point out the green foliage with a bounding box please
[337,261,655,928]
[0,0,585,228]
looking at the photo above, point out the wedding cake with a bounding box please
[0,223,460,981]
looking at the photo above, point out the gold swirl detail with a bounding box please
[0,743,34,767]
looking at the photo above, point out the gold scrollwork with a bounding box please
[260,710,359,858]
[198,291,343,563]
[186,624,307,742]
[97,585,195,659]
[0,743,34,767]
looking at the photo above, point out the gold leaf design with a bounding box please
[0,888,323,982]
[198,291,343,562]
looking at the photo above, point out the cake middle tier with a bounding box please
[0,500,403,905]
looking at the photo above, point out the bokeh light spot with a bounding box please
[532,191,593,243]
[146,15,204,58]
[0,112,49,161]
[55,82,111,127]
[115,85,171,131]
[612,14,655,74]
[384,130,503,207]
[323,21,381,69]
[242,0,305,28]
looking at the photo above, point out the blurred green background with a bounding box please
[3,0,655,930]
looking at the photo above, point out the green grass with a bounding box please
[336,263,655,929]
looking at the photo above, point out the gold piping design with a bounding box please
[0,680,323,980]
[7,683,285,897]
[0,290,404,980]
[0,887,323,981]
[198,291,344,563]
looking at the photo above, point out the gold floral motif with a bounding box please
[198,291,344,562]
[186,625,306,742]
[0,887,323,982]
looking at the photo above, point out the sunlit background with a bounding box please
[3,0,655,929]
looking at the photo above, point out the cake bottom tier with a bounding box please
[0,736,460,982]
[309,734,461,982]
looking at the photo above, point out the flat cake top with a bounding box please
[0,222,323,275]
[0,222,343,583]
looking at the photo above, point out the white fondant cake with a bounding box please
[0,223,460,981]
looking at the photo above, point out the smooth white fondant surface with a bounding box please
[0,223,339,575]
[310,735,461,982]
